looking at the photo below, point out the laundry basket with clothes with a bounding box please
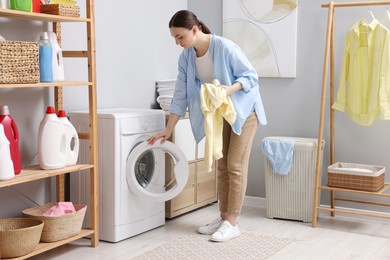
[261,136,325,222]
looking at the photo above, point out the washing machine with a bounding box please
[68,108,188,242]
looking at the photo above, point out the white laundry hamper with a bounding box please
[263,137,325,222]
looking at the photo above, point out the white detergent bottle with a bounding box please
[58,109,79,166]
[0,124,15,180]
[49,32,65,81]
[38,106,66,170]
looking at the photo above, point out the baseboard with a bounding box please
[243,196,266,208]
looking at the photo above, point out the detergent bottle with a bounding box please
[49,32,65,81]
[58,110,79,166]
[0,105,21,174]
[10,0,31,12]
[38,32,53,83]
[0,124,15,181]
[32,0,40,12]
[38,106,66,170]
[0,0,9,9]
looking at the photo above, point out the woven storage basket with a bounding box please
[328,162,385,192]
[40,4,80,17]
[0,41,39,84]
[264,137,325,222]
[22,203,87,242]
[0,218,43,259]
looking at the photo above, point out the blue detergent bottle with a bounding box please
[38,32,53,82]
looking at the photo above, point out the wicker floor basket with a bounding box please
[40,4,80,17]
[22,203,87,242]
[264,137,325,223]
[0,41,39,84]
[0,218,44,259]
[328,162,385,192]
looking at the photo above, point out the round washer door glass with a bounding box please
[126,140,188,202]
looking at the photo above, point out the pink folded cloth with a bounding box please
[42,202,76,217]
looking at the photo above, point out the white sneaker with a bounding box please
[197,217,223,235]
[210,220,241,242]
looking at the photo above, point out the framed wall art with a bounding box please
[223,0,298,78]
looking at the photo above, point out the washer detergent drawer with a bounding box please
[120,114,165,135]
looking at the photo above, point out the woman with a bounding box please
[148,10,267,242]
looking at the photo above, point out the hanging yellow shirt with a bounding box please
[200,79,236,172]
[332,19,390,126]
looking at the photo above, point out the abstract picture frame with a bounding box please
[223,0,298,78]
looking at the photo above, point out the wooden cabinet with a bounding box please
[0,2,99,258]
[165,117,218,219]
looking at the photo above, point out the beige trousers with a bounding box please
[217,112,258,214]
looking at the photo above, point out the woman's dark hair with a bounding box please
[169,10,211,34]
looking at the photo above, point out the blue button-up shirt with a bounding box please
[170,34,267,143]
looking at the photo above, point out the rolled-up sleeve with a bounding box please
[229,44,259,93]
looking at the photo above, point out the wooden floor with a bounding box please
[29,202,390,259]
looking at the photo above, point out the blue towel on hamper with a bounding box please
[261,139,295,175]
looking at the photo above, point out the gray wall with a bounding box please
[1,0,390,216]
[61,0,187,110]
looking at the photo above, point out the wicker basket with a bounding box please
[264,137,325,223]
[22,203,87,242]
[328,162,385,192]
[40,4,80,17]
[0,41,39,84]
[0,218,44,259]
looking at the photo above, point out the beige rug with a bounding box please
[133,232,297,260]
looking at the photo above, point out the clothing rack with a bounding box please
[312,0,390,228]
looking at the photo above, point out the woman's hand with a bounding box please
[220,82,242,96]
[147,128,172,145]
[147,113,180,145]
[219,84,230,96]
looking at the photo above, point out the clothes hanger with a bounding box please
[359,7,376,28]
[379,6,390,28]
[368,7,375,21]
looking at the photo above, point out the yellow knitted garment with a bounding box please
[200,79,236,172]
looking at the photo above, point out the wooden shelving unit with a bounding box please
[312,0,390,227]
[0,1,99,258]
[0,81,93,89]
[0,164,94,188]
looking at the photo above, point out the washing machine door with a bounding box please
[126,140,189,202]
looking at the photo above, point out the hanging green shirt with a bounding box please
[332,19,390,126]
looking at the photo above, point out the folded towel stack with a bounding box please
[156,79,175,111]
